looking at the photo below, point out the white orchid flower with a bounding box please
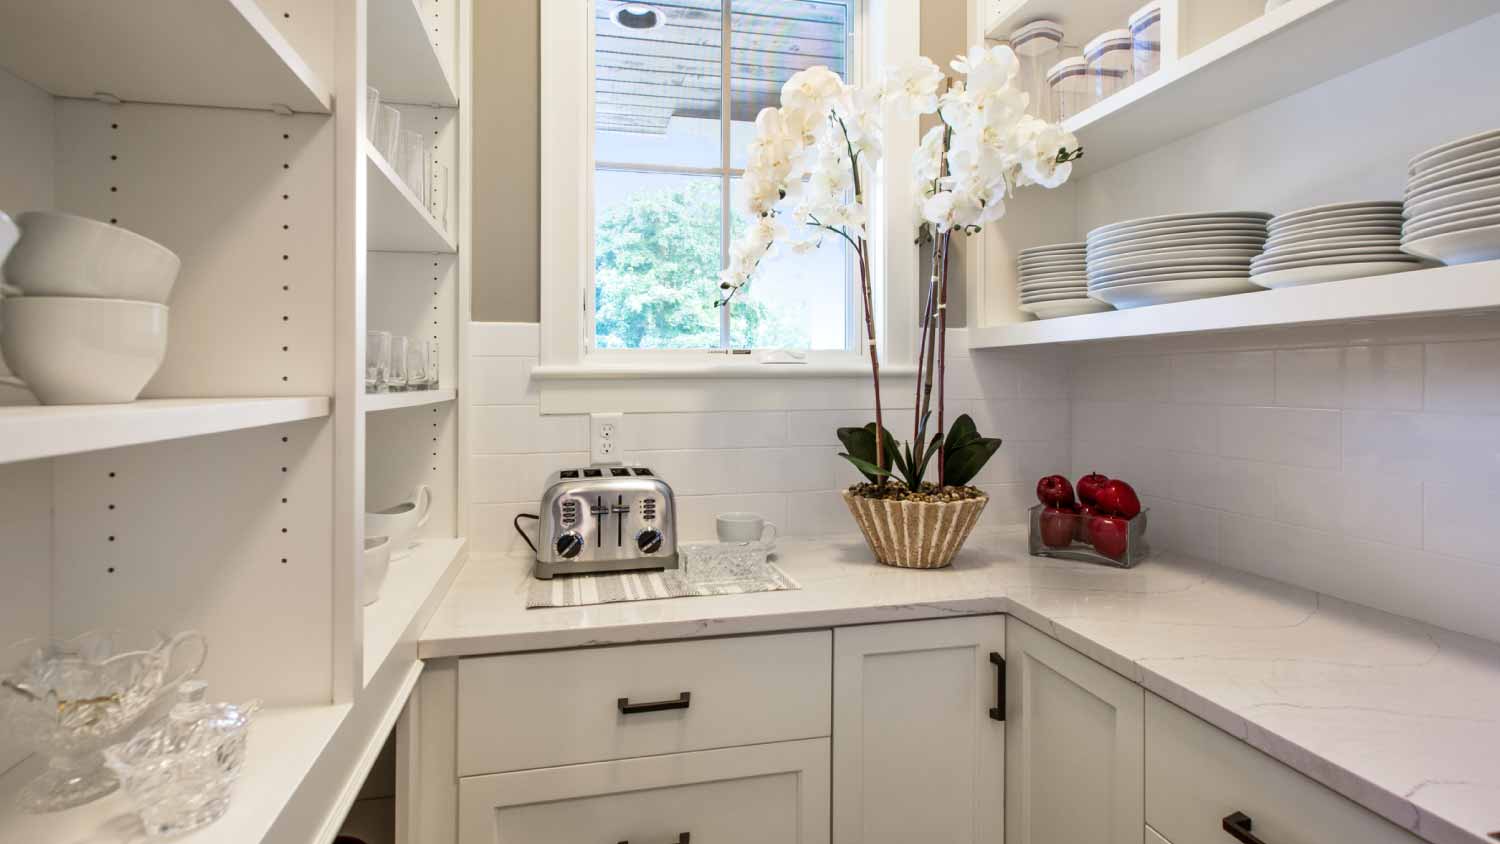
[951,44,1020,97]
[883,55,943,118]
[780,66,844,117]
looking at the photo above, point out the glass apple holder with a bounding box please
[105,680,259,838]
[1027,504,1150,568]
[0,630,206,812]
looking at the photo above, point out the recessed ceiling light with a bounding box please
[613,3,665,31]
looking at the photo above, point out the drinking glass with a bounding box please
[425,339,440,389]
[398,131,427,204]
[406,339,428,390]
[365,87,380,142]
[365,331,390,393]
[388,336,409,391]
[374,105,401,163]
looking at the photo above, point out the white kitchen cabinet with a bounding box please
[832,616,1006,844]
[1145,693,1424,844]
[1005,617,1144,844]
[457,738,830,844]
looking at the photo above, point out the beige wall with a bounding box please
[469,0,969,324]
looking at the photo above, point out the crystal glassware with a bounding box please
[374,104,401,163]
[406,338,428,390]
[366,330,390,393]
[105,680,258,838]
[425,339,440,390]
[398,130,427,204]
[387,335,409,391]
[0,630,206,812]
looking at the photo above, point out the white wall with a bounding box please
[466,323,1074,552]
[1063,14,1500,643]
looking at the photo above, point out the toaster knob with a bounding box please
[555,531,585,559]
[636,527,664,554]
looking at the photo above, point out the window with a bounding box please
[591,0,857,352]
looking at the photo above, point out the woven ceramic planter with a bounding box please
[841,488,989,569]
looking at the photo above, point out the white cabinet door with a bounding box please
[1006,617,1144,844]
[458,739,829,844]
[832,615,1006,844]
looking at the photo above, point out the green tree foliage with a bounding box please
[594,179,806,349]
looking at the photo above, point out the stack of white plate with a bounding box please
[1403,128,1500,264]
[1250,201,1421,288]
[1017,242,1112,319]
[1084,211,1270,309]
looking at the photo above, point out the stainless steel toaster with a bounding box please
[533,465,678,579]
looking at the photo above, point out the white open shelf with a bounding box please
[366,139,457,254]
[369,0,458,107]
[0,396,330,465]
[362,388,457,413]
[970,261,1500,349]
[986,0,1140,41]
[0,0,329,113]
[0,700,352,844]
[363,537,467,686]
[1063,0,1498,174]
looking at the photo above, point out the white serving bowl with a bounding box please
[3,212,180,304]
[0,297,168,404]
[365,484,433,560]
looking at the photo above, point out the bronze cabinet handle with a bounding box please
[617,692,691,714]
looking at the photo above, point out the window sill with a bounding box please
[531,362,918,381]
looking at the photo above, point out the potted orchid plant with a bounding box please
[722,44,1081,568]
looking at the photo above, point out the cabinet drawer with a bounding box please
[1145,693,1424,844]
[458,738,830,844]
[457,631,832,776]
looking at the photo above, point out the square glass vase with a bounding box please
[1027,504,1150,568]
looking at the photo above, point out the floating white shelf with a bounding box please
[366,140,457,254]
[0,396,330,465]
[363,537,467,687]
[0,700,352,844]
[369,0,458,107]
[968,261,1500,349]
[361,388,456,413]
[0,0,330,113]
[1064,0,1498,174]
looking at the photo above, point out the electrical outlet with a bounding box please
[590,412,624,464]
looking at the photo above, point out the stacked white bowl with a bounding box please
[1402,128,1500,265]
[1250,201,1421,288]
[1085,211,1270,309]
[0,211,179,404]
[1017,242,1112,319]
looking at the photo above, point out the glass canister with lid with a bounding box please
[1128,2,1164,80]
[1009,19,1065,122]
[1046,57,1090,122]
[1084,29,1134,103]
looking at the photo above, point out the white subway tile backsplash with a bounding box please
[1342,345,1423,411]
[1424,339,1500,415]
[1171,351,1275,405]
[1273,465,1423,550]
[1422,480,1500,566]
[624,411,788,452]
[1141,402,1219,454]
[1219,406,1340,469]
[469,356,537,406]
[1343,410,1500,485]
[1274,348,1340,408]
[471,451,589,503]
[469,322,540,357]
[469,406,587,454]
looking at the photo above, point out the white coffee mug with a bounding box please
[716,512,777,545]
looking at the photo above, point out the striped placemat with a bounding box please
[527,544,800,609]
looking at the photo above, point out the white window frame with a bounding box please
[537,0,920,380]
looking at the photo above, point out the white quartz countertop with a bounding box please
[419,527,1500,844]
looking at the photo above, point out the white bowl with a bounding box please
[1250,261,1421,289]
[363,536,392,606]
[3,212,180,304]
[365,484,433,560]
[1402,224,1500,265]
[0,297,168,404]
[1089,276,1260,308]
[1021,299,1113,319]
[1252,249,1415,271]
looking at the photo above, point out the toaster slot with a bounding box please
[582,468,603,478]
[559,469,579,479]
[610,467,631,477]
[633,468,654,476]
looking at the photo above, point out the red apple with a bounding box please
[1035,475,1076,508]
[1089,515,1130,561]
[1074,503,1097,542]
[1039,507,1075,548]
[1076,472,1110,507]
[1095,479,1142,519]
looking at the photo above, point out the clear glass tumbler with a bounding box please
[365,331,390,393]
[388,335,409,392]
[374,105,401,163]
[406,339,428,390]
[399,131,427,204]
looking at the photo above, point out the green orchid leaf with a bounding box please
[945,413,980,451]
[838,452,891,479]
[944,438,1002,487]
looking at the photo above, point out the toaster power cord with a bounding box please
[513,513,539,553]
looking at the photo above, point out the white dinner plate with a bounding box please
[1089,276,1261,308]
[1086,233,1267,259]
[1404,197,1500,232]
[1404,179,1500,219]
[1020,287,1089,299]
[1020,279,1089,292]
[1401,224,1500,265]
[1089,263,1252,285]
[1252,248,1415,271]
[1019,269,1089,284]
[1406,162,1500,202]
[1020,290,1091,303]
[1267,210,1403,233]
[1087,220,1268,247]
[1018,242,1085,257]
[1405,146,1500,188]
[1410,128,1500,175]
[1264,225,1403,250]
[1088,224,1268,253]
[1269,201,1402,228]
[1256,237,1406,260]
[1087,246,1262,273]
[1018,256,1088,271]
[1090,269,1253,291]
[1250,260,1422,289]
[1088,256,1254,279]
[1020,298,1114,319]
[1403,210,1500,239]
[1087,211,1270,240]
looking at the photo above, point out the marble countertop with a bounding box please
[419,527,1500,844]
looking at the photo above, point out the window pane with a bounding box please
[728,0,852,170]
[594,1,722,169]
[595,170,724,349]
[728,177,850,350]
